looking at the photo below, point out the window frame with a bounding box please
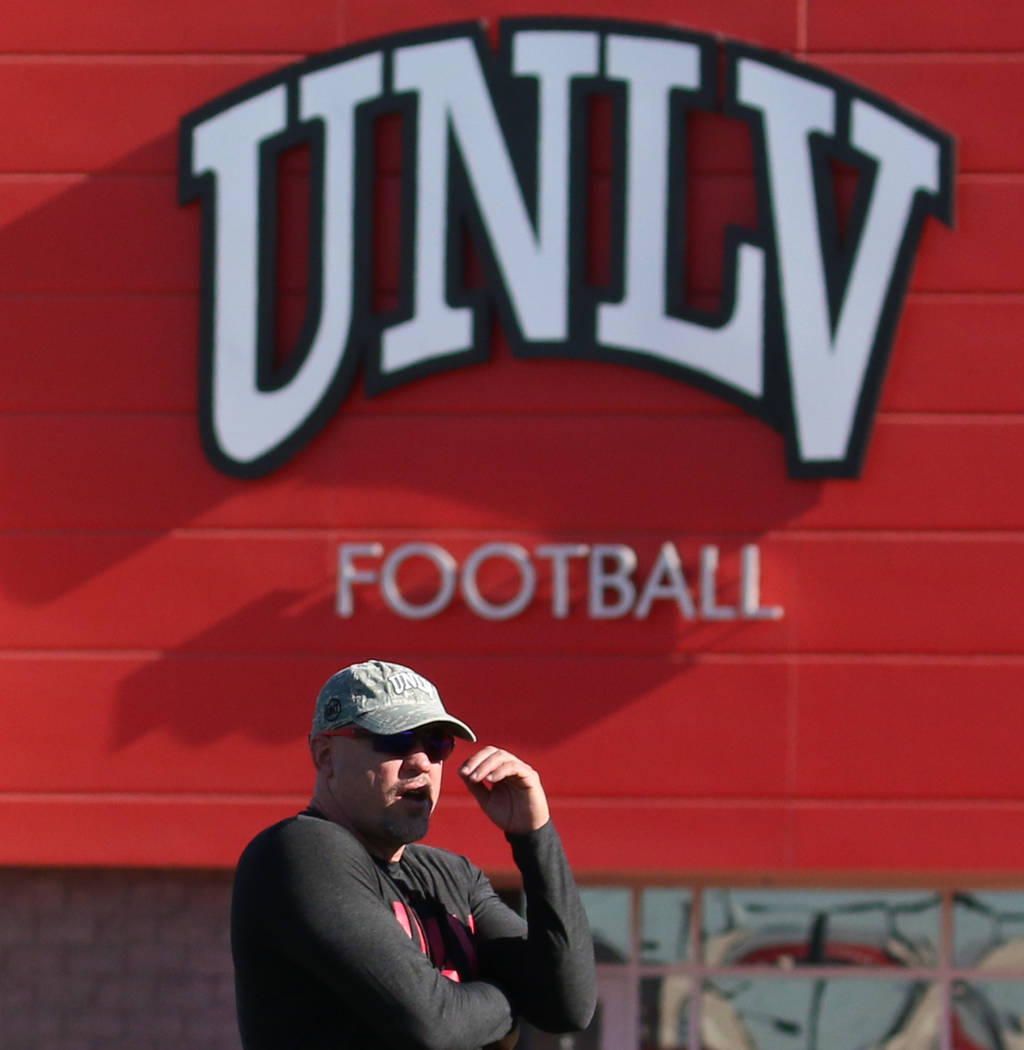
[568,884,1024,1050]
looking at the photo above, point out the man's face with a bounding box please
[319,726,447,861]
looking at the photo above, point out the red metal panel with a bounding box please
[341,1,801,52]
[793,804,1024,873]
[822,56,1024,175]
[5,293,1024,416]
[3,532,1023,658]
[4,530,1023,666]
[0,655,792,799]
[0,0,1021,877]
[0,0,340,53]
[0,295,197,412]
[0,533,794,654]
[2,175,1006,297]
[807,0,1024,53]
[415,658,793,799]
[793,419,1024,531]
[0,656,316,793]
[0,176,196,293]
[0,59,289,175]
[0,796,304,868]
[0,52,760,179]
[0,796,793,872]
[912,178,1024,294]
[794,660,1024,800]
[0,534,336,650]
[0,412,795,530]
[788,536,1024,656]
[4,415,1024,532]
[9,792,1024,873]
[0,294,737,414]
[347,333,737,415]
[883,297,1024,413]
[521,801,793,874]
[0,416,339,530]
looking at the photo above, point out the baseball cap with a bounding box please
[311,660,476,741]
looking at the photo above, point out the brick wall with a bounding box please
[0,869,238,1050]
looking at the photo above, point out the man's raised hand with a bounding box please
[459,747,550,835]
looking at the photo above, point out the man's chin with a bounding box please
[382,812,431,846]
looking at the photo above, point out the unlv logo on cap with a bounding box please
[179,19,954,480]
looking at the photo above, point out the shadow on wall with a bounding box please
[0,87,824,755]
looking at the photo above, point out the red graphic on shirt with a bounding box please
[392,902,478,981]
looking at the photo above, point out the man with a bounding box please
[231,659,596,1050]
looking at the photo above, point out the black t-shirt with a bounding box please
[231,809,595,1049]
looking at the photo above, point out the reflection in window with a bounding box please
[705,979,937,1050]
[641,889,692,964]
[953,981,1024,1050]
[953,892,1024,968]
[640,975,691,1050]
[702,889,940,968]
[581,887,631,963]
[568,885,1024,1049]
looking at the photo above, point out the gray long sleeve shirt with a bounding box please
[231,809,596,1049]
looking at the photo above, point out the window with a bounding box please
[517,886,1024,1050]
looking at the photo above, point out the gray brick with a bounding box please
[36,1039,92,1050]
[4,943,65,976]
[183,1007,241,1041]
[44,975,96,1010]
[0,981,34,1012]
[96,974,156,1010]
[188,942,234,978]
[30,875,67,913]
[129,876,188,915]
[75,1007,125,1039]
[2,1006,61,1041]
[109,913,162,942]
[0,868,243,1047]
[158,975,223,1010]
[64,941,126,976]
[125,940,189,972]
[123,1010,186,1039]
[0,902,33,945]
[160,910,228,944]
[36,908,97,944]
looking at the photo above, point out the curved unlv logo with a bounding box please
[179,18,954,480]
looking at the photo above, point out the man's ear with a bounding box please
[309,734,332,772]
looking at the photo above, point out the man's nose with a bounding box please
[402,746,433,772]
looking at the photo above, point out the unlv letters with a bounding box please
[180,20,954,479]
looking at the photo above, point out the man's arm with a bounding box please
[460,748,597,1033]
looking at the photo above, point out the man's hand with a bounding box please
[459,747,550,835]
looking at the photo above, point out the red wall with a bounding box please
[2,0,1023,877]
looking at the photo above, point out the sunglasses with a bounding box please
[321,726,456,763]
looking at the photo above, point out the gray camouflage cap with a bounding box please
[311,660,476,741]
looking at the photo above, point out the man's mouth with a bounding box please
[399,785,432,805]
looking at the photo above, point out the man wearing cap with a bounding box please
[231,659,596,1050]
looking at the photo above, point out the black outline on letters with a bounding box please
[179,19,955,479]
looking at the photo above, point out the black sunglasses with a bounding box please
[322,726,456,763]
